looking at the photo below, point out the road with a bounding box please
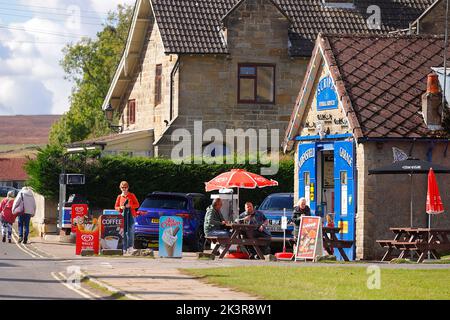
[0,232,94,300]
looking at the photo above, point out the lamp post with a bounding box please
[104,104,123,133]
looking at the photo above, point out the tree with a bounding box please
[49,4,133,145]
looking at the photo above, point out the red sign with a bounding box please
[295,216,322,261]
[75,221,99,255]
[71,204,88,233]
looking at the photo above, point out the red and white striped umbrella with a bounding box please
[426,168,444,215]
[205,169,278,192]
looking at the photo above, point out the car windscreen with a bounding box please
[141,195,188,210]
[259,196,293,211]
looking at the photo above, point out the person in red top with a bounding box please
[115,181,139,252]
[1,190,17,243]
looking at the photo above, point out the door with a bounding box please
[298,143,316,215]
[334,141,356,260]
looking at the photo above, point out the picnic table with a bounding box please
[207,223,271,260]
[286,226,354,261]
[377,227,450,263]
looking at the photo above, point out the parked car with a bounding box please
[0,186,19,198]
[133,192,208,252]
[257,193,295,239]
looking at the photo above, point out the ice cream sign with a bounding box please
[159,216,183,258]
[317,75,338,111]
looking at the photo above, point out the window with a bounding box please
[238,64,275,103]
[127,99,136,125]
[155,64,162,106]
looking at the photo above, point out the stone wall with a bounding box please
[417,1,450,35]
[358,140,450,260]
[119,18,179,151]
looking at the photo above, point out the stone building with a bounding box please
[410,0,450,34]
[283,34,450,260]
[97,0,434,158]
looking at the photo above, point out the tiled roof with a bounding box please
[0,158,28,181]
[322,34,448,138]
[0,115,60,145]
[151,0,434,56]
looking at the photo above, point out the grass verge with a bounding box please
[81,277,129,300]
[183,266,450,300]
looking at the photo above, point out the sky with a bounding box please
[0,0,136,115]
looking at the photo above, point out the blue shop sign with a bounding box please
[317,75,338,111]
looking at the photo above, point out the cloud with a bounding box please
[0,0,136,116]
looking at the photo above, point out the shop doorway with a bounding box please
[317,147,334,219]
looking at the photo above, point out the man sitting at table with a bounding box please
[204,198,230,238]
[239,202,271,259]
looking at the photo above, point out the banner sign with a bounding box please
[71,204,88,233]
[295,216,323,261]
[75,218,99,255]
[99,214,124,250]
[159,216,183,258]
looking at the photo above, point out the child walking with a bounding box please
[1,190,17,243]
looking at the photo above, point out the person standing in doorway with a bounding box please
[115,181,140,253]
[12,186,36,244]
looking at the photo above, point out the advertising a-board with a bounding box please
[295,216,323,261]
[75,218,99,255]
[71,204,88,233]
[99,214,124,250]
[159,216,183,258]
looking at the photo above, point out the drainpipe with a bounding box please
[170,57,180,122]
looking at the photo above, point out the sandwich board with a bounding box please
[295,216,323,262]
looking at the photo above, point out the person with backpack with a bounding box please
[12,186,36,244]
[0,190,16,243]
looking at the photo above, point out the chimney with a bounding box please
[422,73,443,130]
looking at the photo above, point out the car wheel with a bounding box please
[133,239,146,249]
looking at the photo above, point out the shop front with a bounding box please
[297,138,356,260]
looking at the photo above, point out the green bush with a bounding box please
[25,146,295,211]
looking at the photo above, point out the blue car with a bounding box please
[133,192,207,252]
[257,193,295,239]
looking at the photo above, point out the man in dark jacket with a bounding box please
[204,198,229,237]
[292,197,311,241]
[239,202,271,258]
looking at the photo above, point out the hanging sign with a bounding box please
[317,75,338,111]
[159,216,183,258]
[100,215,124,251]
[295,216,323,261]
[71,204,88,234]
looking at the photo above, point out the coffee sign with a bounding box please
[100,215,124,251]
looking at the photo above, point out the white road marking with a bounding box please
[50,272,93,300]
[57,272,102,299]
[11,229,46,259]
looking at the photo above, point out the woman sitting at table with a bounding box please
[239,201,271,259]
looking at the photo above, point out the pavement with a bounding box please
[12,235,450,300]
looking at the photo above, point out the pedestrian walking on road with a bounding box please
[12,186,36,244]
[0,190,16,243]
[115,181,140,253]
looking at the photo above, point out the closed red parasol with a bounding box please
[205,169,278,192]
[426,168,444,215]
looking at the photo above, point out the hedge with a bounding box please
[25,146,295,211]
